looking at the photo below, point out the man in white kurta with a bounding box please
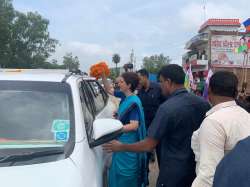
[191,71,250,187]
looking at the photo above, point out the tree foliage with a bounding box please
[112,53,121,76]
[142,54,171,74]
[109,68,118,80]
[62,53,80,70]
[0,0,15,67]
[112,53,121,66]
[0,0,59,68]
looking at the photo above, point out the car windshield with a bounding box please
[0,81,73,150]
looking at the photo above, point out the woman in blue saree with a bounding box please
[107,72,147,187]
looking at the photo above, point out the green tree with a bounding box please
[46,59,64,69]
[9,11,58,68]
[0,0,58,68]
[0,0,15,67]
[109,68,119,80]
[142,54,171,74]
[112,53,121,76]
[62,53,80,70]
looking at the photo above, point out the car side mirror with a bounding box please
[89,118,123,148]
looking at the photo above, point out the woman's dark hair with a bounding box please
[121,72,139,92]
[137,69,149,78]
[158,64,185,84]
[209,71,238,98]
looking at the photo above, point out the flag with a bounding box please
[243,18,250,27]
[248,39,250,49]
[243,18,250,32]
[184,73,190,90]
[184,64,193,91]
[202,69,213,100]
[246,25,250,32]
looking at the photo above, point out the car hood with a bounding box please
[0,158,83,187]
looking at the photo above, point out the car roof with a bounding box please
[0,69,94,82]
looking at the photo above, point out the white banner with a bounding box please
[211,35,250,66]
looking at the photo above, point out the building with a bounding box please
[183,18,250,95]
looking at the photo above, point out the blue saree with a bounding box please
[109,95,147,187]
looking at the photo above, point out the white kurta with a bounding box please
[191,101,250,187]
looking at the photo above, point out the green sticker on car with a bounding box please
[52,120,70,132]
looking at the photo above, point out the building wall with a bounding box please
[201,26,240,33]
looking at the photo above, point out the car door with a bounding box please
[85,80,117,187]
[76,79,104,187]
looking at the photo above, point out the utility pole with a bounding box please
[129,49,136,71]
[202,0,207,22]
[134,56,137,71]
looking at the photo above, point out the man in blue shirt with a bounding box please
[213,136,250,187]
[104,64,210,187]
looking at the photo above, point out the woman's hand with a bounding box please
[122,120,139,133]
[113,111,118,119]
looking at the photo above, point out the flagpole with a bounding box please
[244,50,249,95]
[242,36,249,95]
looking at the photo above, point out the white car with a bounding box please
[0,69,122,187]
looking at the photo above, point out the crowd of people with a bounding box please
[100,64,250,187]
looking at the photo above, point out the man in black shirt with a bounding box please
[104,64,210,187]
[137,69,165,129]
[137,69,165,165]
[137,69,165,185]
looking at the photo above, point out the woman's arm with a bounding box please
[122,105,140,132]
[122,120,139,132]
[101,73,114,95]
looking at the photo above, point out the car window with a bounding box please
[80,81,95,116]
[87,80,108,114]
[0,81,74,150]
[79,81,95,139]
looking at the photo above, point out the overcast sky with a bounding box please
[13,0,249,71]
